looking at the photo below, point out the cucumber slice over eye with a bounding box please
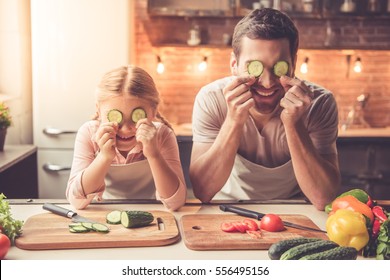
[273,61,289,77]
[131,108,147,123]
[107,109,123,124]
[247,60,264,78]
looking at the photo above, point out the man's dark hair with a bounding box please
[232,8,299,64]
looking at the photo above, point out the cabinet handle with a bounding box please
[43,163,71,172]
[43,127,77,136]
[357,172,383,180]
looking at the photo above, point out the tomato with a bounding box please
[260,214,285,232]
[0,233,11,259]
[221,222,236,232]
[243,219,259,231]
[232,222,248,233]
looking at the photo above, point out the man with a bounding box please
[189,8,341,210]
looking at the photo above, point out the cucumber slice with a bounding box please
[131,108,147,123]
[247,60,264,77]
[107,109,123,124]
[106,210,122,224]
[70,225,90,233]
[92,223,110,233]
[273,60,289,77]
[81,222,94,230]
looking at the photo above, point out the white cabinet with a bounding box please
[31,0,134,198]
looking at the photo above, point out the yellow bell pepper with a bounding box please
[326,209,369,251]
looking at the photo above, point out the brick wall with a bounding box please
[135,0,390,127]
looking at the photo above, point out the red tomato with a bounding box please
[232,222,248,233]
[260,214,285,232]
[243,219,259,231]
[0,233,11,259]
[221,222,237,232]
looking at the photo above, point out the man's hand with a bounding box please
[223,75,257,125]
[279,76,313,127]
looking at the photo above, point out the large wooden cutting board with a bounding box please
[180,214,328,251]
[15,210,179,250]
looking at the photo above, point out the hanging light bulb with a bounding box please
[353,57,362,73]
[156,56,165,74]
[198,56,208,72]
[300,57,309,74]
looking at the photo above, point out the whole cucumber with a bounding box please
[280,240,338,260]
[268,237,321,260]
[300,246,358,260]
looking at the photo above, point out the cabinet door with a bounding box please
[37,149,73,198]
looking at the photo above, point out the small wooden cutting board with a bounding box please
[180,214,328,251]
[15,210,179,250]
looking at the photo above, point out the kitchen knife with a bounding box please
[43,203,98,223]
[219,204,327,233]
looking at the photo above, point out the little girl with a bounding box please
[66,65,187,210]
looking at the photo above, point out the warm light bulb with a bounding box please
[156,56,164,74]
[300,57,309,74]
[353,57,362,73]
[198,57,208,71]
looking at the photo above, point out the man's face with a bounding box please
[231,37,295,115]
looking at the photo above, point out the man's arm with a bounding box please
[285,121,341,210]
[190,120,243,202]
[280,76,341,210]
[190,76,256,202]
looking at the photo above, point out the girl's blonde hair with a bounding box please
[93,65,171,129]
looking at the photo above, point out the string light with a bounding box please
[300,57,309,74]
[353,57,362,73]
[198,56,208,72]
[156,55,165,74]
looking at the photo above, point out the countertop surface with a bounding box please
[172,123,390,138]
[3,199,349,260]
[0,145,37,173]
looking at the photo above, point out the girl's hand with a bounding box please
[94,122,118,160]
[279,76,313,128]
[135,119,159,159]
[223,75,256,125]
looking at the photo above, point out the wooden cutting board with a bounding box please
[15,210,179,250]
[180,214,328,251]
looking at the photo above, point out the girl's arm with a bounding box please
[137,121,186,210]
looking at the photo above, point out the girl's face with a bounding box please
[98,95,156,153]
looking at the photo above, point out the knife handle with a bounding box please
[219,205,264,220]
[43,203,75,218]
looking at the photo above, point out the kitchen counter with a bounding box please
[3,199,364,260]
[0,145,38,198]
[0,145,37,173]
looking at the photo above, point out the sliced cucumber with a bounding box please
[247,60,264,77]
[131,108,147,123]
[81,222,94,230]
[68,222,110,233]
[273,60,289,77]
[70,225,90,233]
[107,109,123,124]
[106,210,122,224]
[92,223,110,233]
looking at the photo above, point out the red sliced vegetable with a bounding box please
[372,206,388,223]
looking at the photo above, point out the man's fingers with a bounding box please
[280,76,314,99]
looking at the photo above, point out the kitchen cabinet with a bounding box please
[0,145,38,198]
[337,137,390,200]
[31,0,133,198]
[144,0,390,47]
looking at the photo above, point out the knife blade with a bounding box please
[219,204,327,233]
[43,203,98,223]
